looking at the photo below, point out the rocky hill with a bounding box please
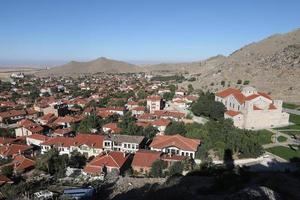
[146,28,300,102]
[36,57,141,76]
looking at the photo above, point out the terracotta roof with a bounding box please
[11,155,35,172]
[103,123,122,133]
[0,109,26,118]
[0,175,13,186]
[41,137,74,147]
[73,133,104,149]
[154,110,185,119]
[27,134,49,141]
[147,95,161,101]
[225,110,242,117]
[269,104,277,110]
[161,154,187,162]
[132,150,161,168]
[216,88,273,104]
[151,118,171,127]
[83,151,128,174]
[0,144,32,157]
[150,134,200,152]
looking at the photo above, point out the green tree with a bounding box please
[187,84,194,94]
[163,92,174,101]
[150,160,167,178]
[143,126,159,139]
[69,150,87,168]
[168,162,184,176]
[1,165,13,177]
[36,149,69,177]
[165,121,186,135]
[137,90,147,100]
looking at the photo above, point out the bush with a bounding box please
[168,162,184,176]
[237,80,242,84]
[243,80,250,85]
[150,160,167,178]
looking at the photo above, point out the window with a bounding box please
[181,152,184,156]
[128,144,131,149]
[190,153,193,157]
[124,144,127,148]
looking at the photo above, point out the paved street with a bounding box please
[283,108,300,115]
[262,128,300,149]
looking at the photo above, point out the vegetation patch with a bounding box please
[283,102,299,109]
[255,130,273,145]
[277,136,288,142]
[266,146,300,161]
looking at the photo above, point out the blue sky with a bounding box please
[0,0,299,66]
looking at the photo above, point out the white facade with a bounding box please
[216,87,290,130]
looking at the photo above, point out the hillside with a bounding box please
[36,57,141,76]
[146,28,300,103]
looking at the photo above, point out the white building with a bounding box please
[147,95,162,113]
[215,86,290,130]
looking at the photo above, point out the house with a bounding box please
[40,137,73,155]
[131,106,145,116]
[151,118,171,133]
[53,116,81,128]
[103,134,146,153]
[0,144,33,159]
[147,95,162,113]
[0,155,36,174]
[102,123,122,134]
[215,86,290,129]
[37,113,57,125]
[149,134,200,159]
[131,150,161,174]
[53,127,73,137]
[153,110,186,121]
[71,134,104,157]
[15,119,43,137]
[26,134,49,146]
[126,101,139,110]
[0,110,26,125]
[83,151,130,175]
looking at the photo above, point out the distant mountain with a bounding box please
[36,57,142,76]
[146,28,300,102]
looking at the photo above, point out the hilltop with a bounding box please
[146,28,300,102]
[36,57,141,76]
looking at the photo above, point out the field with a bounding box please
[266,146,300,161]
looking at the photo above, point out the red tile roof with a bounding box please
[73,133,104,149]
[0,144,32,157]
[150,134,200,152]
[151,118,171,127]
[27,134,49,142]
[225,110,242,117]
[132,150,161,168]
[83,151,128,174]
[147,95,161,101]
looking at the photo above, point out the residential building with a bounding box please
[149,134,200,158]
[83,151,130,175]
[147,95,162,113]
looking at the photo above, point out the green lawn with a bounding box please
[277,136,287,142]
[283,102,299,109]
[266,146,300,161]
[256,130,274,145]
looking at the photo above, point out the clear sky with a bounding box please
[0,0,300,66]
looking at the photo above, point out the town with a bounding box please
[0,72,299,199]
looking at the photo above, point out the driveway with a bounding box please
[283,108,300,115]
